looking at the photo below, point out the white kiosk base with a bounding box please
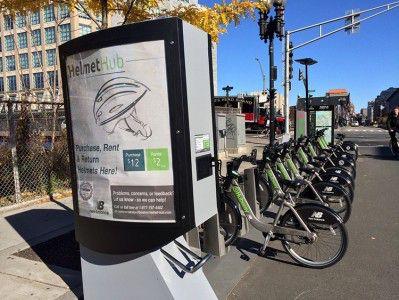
[80,237,217,300]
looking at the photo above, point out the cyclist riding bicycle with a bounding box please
[386,106,399,154]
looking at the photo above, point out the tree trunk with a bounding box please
[101,0,108,29]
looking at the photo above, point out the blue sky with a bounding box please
[199,0,399,112]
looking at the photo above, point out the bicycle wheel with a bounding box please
[311,181,352,223]
[256,176,273,213]
[219,194,241,247]
[280,204,348,268]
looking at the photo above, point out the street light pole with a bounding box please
[268,22,276,145]
[283,1,399,139]
[296,58,317,137]
[258,2,285,145]
[305,64,310,136]
[283,32,291,140]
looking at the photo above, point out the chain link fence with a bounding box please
[0,102,71,207]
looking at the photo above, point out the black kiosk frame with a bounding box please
[59,18,218,254]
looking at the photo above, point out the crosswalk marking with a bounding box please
[340,128,386,133]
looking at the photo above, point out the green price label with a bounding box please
[203,139,210,150]
[146,148,170,171]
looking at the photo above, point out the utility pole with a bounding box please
[258,1,285,145]
[283,1,399,138]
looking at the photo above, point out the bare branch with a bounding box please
[122,0,137,25]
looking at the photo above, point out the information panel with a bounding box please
[66,40,175,223]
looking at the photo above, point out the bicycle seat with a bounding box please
[280,178,305,188]
[300,164,320,173]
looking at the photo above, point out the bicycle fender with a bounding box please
[221,195,243,230]
[290,203,343,225]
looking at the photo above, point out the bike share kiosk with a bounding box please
[296,97,336,144]
[60,18,218,299]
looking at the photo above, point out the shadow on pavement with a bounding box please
[360,146,399,161]
[5,204,82,298]
[232,237,301,267]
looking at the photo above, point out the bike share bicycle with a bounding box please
[217,152,348,268]
[216,129,359,268]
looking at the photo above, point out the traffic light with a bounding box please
[299,69,304,81]
[268,88,276,103]
[345,9,360,34]
[258,11,269,41]
[288,42,294,79]
[274,2,285,40]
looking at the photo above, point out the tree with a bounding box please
[1,0,273,41]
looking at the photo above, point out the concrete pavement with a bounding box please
[1,127,397,299]
[228,127,399,299]
[0,198,80,299]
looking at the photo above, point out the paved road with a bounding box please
[337,126,390,147]
[228,127,399,299]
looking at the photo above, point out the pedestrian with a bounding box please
[386,105,399,154]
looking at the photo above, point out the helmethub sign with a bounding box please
[66,40,175,223]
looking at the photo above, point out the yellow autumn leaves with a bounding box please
[0,0,273,41]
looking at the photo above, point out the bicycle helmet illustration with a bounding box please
[93,77,152,138]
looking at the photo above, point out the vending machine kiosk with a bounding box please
[60,17,218,299]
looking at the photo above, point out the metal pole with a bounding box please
[305,64,310,137]
[269,32,276,145]
[283,32,290,140]
[289,1,399,34]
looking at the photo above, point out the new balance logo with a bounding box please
[310,212,324,219]
[323,186,333,193]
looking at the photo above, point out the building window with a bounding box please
[19,53,29,69]
[32,51,42,68]
[45,27,56,44]
[44,5,55,22]
[0,58,3,72]
[31,29,42,46]
[47,71,58,88]
[6,56,16,71]
[21,74,30,89]
[4,15,13,31]
[46,49,56,66]
[16,14,27,28]
[59,4,70,18]
[79,24,92,36]
[0,78,4,92]
[59,24,71,42]
[31,11,40,25]
[18,32,28,49]
[77,7,91,20]
[5,35,14,51]
[0,38,2,52]
[34,72,44,89]
[7,76,17,91]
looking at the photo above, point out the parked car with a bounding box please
[351,121,359,127]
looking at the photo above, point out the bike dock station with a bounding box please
[59,13,355,291]
[59,18,234,299]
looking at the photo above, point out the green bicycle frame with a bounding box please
[265,166,284,193]
[231,185,251,214]
[276,159,291,181]
[307,143,317,158]
[317,136,327,150]
[284,155,301,178]
[297,147,309,164]
[321,135,329,148]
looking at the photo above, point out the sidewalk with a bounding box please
[0,198,81,300]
